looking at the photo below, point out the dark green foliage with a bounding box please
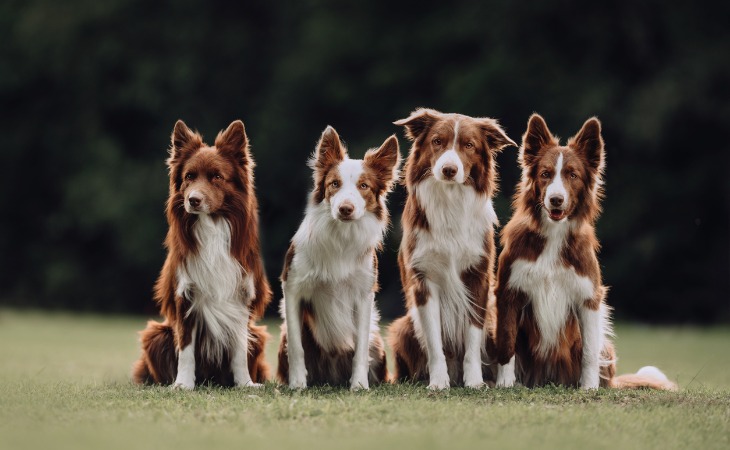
[1,0,727,321]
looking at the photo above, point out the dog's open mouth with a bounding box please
[549,209,566,221]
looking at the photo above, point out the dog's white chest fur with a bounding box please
[284,202,383,353]
[410,178,497,350]
[176,214,252,363]
[507,220,594,357]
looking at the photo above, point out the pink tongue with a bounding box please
[550,210,563,219]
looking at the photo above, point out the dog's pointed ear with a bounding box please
[310,125,346,171]
[170,120,202,159]
[521,114,556,167]
[394,108,441,141]
[476,118,517,152]
[364,134,401,187]
[570,117,604,172]
[215,120,250,168]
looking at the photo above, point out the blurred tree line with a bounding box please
[1,0,727,322]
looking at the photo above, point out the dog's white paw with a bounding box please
[428,370,450,391]
[350,377,370,391]
[580,373,600,390]
[464,378,486,389]
[289,373,307,390]
[496,371,516,388]
[236,380,263,389]
[172,379,194,390]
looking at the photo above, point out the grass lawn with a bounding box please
[0,309,728,450]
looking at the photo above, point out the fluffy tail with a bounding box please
[611,366,678,391]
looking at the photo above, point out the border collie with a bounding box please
[133,120,271,389]
[388,108,516,390]
[493,114,677,390]
[277,126,401,390]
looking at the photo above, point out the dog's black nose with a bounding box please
[188,195,202,208]
[339,203,354,217]
[442,164,457,179]
[549,195,564,207]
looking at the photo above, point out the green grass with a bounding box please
[1,310,728,450]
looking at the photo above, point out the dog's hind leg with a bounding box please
[133,320,177,385]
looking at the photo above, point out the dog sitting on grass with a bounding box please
[276,126,401,390]
[132,120,271,389]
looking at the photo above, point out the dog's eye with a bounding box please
[331,180,339,188]
[184,173,194,180]
[465,142,474,149]
[213,174,223,181]
[540,171,551,178]
[432,138,442,146]
[359,183,368,190]
[569,172,578,179]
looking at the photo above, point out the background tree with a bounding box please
[1,0,727,322]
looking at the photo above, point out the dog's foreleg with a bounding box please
[231,305,261,388]
[495,287,522,387]
[417,280,449,390]
[463,324,486,388]
[579,303,601,389]
[173,323,196,390]
[284,283,307,389]
[350,292,374,391]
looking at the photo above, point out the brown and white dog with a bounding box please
[277,126,401,390]
[388,108,516,390]
[132,120,271,389]
[492,114,677,390]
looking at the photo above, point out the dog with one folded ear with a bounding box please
[388,108,516,390]
[277,126,401,390]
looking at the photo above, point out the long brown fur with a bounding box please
[132,120,272,386]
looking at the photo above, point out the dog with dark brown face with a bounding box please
[388,108,516,390]
[277,126,401,390]
[132,120,271,389]
[492,114,676,391]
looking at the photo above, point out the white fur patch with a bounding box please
[177,214,250,364]
[544,152,568,210]
[330,158,367,220]
[173,324,196,390]
[411,177,497,351]
[433,120,465,184]
[507,219,594,358]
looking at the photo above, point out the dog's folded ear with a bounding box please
[311,125,346,170]
[569,117,605,173]
[394,108,441,141]
[169,120,203,162]
[215,120,251,168]
[476,118,517,152]
[521,114,557,168]
[364,134,401,187]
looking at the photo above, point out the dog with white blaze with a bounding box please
[388,108,517,390]
[492,114,677,390]
[277,126,401,390]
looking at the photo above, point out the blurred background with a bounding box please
[1,0,727,323]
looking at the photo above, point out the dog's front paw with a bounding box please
[464,378,486,389]
[236,380,264,389]
[172,379,194,390]
[428,369,450,391]
[496,367,516,388]
[580,366,600,390]
[350,377,369,391]
[288,372,307,390]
